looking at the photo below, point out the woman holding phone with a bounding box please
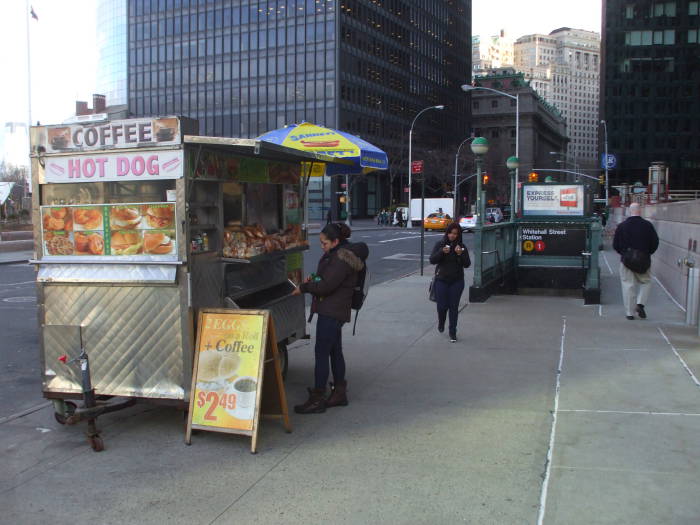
[429,222,471,342]
[292,223,366,413]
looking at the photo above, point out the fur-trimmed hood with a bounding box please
[337,247,364,272]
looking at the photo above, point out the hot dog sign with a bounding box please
[43,150,183,183]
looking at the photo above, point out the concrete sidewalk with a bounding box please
[1,246,698,524]
[0,250,33,265]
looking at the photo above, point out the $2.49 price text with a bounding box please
[196,390,237,421]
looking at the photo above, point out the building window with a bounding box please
[689,29,699,43]
[491,99,498,108]
[651,2,676,16]
[691,1,699,15]
[625,30,674,45]
[473,101,479,109]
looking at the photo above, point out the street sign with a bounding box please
[601,153,617,170]
[520,226,586,256]
[403,187,409,193]
[411,160,424,174]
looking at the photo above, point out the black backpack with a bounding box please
[347,242,370,335]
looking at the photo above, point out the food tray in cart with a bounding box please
[220,245,308,264]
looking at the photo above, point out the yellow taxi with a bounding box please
[423,213,452,231]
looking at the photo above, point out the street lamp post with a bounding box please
[506,156,519,223]
[407,105,445,229]
[600,120,609,203]
[470,138,489,226]
[453,137,475,219]
[462,84,519,213]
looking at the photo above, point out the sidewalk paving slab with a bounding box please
[0,246,698,524]
[0,250,33,265]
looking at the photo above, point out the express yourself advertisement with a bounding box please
[522,185,584,216]
[191,312,265,432]
[40,203,176,258]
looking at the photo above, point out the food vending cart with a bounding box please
[30,116,342,426]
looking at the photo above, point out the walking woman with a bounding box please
[292,223,366,413]
[429,222,471,342]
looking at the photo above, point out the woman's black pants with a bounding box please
[314,314,346,389]
[434,278,465,336]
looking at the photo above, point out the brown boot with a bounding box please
[294,388,326,414]
[326,381,348,408]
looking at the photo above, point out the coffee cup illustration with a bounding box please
[225,376,257,419]
[154,118,177,142]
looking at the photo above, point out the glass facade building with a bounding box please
[127,0,471,218]
[602,0,700,188]
[96,0,129,106]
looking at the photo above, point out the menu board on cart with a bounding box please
[40,203,177,258]
[185,309,290,453]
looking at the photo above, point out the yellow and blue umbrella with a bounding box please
[258,122,388,175]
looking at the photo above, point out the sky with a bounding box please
[472,0,602,39]
[0,0,602,164]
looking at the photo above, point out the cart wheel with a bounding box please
[277,342,289,380]
[88,435,104,452]
[54,401,77,425]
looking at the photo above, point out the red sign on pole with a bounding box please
[403,187,409,193]
[411,160,424,174]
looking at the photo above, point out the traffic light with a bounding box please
[482,174,490,185]
[528,172,539,182]
[599,175,605,184]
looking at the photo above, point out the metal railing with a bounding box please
[472,222,518,293]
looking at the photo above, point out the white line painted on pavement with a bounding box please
[537,316,566,525]
[559,409,700,417]
[378,234,441,243]
[658,327,700,387]
[382,253,427,261]
[0,280,35,288]
[653,277,685,312]
[598,304,603,317]
[601,252,613,275]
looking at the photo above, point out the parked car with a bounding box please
[423,213,452,231]
[459,214,477,232]
[502,205,512,221]
[485,207,504,223]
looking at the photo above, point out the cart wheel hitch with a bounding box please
[88,434,104,452]
[53,400,78,425]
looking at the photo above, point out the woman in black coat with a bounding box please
[292,223,364,413]
[429,222,471,342]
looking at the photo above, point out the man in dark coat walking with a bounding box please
[613,203,659,320]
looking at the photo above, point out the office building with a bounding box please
[515,28,600,169]
[472,30,515,77]
[124,0,471,219]
[602,0,700,188]
[468,72,568,211]
[96,0,128,106]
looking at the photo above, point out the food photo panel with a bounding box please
[72,206,104,231]
[142,204,175,229]
[110,205,143,230]
[143,230,176,255]
[110,230,144,256]
[42,206,73,232]
[74,231,105,256]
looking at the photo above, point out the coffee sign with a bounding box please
[42,117,181,153]
[186,309,290,452]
